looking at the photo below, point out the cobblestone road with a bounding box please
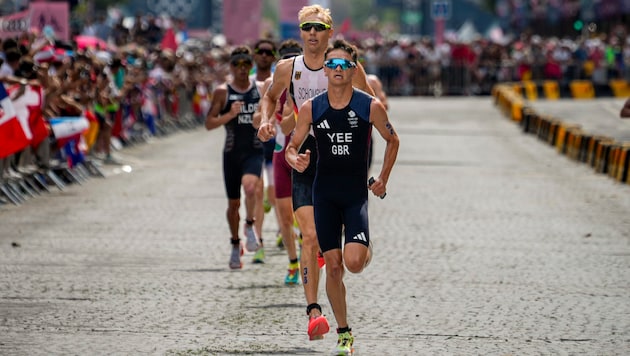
[1,97,629,356]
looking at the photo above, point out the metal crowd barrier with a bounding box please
[371,62,630,98]
[0,83,203,206]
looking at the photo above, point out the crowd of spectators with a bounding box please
[1,11,629,205]
[74,13,630,99]
[0,13,231,205]
[357,25,630,96]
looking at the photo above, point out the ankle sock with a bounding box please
[337,326,351,334]
[306,303,321,316]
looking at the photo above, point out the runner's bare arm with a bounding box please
[369,98,399,197]
[253,77,273,129]
[368,75,389,110]
[258,58,293,141]
[280,94,296,135]
[285,100,313,173]
[353,62,376,97]
[205,85,230,130]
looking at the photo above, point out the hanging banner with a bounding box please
[0,10,30,39]
[222,0,262,45]
[280,0,309,40]
[280,0,309,23]
[29,2,70,41]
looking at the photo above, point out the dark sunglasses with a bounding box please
[255,48,276,57]
[324,58,357,70]
[299,21,331,32]
[231,59,252,67]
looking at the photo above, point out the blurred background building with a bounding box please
[0,0,628,97]
[0,0,626,43]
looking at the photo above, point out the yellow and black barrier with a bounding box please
[555,122,582,156]
[493,84,525,122]
[543,80,561,100]
[502,79,630,100]
[620,145,630,183]
[493,83,629,185]
[609,79,630,98]
[569,80,595,99]
[565,126,583,160]
[592,138,614,174]
[608,143,630,182]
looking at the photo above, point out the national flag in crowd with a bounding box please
[161,28,178,52]
[49,116,89,148]
[82,109,99,151]
[193,84,210,117]
[62,140,85,168]
[49,116,89,168]
[339,18,351,35]
[0,84,31,158]
[7,84,49,149]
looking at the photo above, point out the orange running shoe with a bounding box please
[308,314,330,340]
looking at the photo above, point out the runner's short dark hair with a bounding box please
[325,39,358,62]
[253,39,277,52]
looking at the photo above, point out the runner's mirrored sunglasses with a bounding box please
[324,58,357,70]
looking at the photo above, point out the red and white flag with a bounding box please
[8,84,48,149]
[0,84,31,158]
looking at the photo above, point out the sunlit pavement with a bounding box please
[1,97,629,355]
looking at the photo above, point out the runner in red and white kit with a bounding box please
[255,39,303,285]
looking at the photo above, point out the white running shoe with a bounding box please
[229,244,243,269]
[244,222,260,252]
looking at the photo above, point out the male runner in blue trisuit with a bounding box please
[286,39,400,355]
